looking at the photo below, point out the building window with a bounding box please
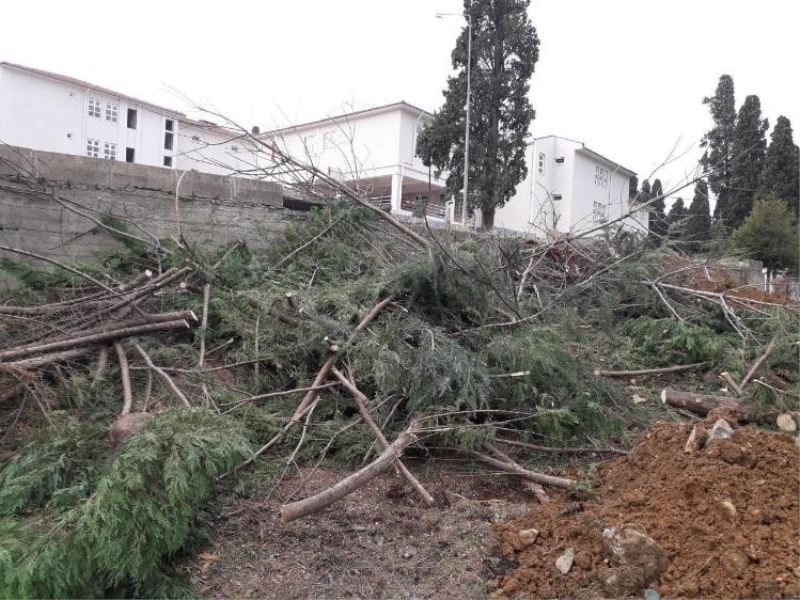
[537,152,546,175]
[105,103,118,122]
[165,119,174,132]
[553,193,563,201]
[125,147,135,163]
[555,156,565,164]
[127,109,137,129]
[594,166,609,189]
[592,201,607,223]
[103,142,116,160]
[88,98,101,118]
[86,138,100,157]
[163,156,173,167]
[164,132,174,150]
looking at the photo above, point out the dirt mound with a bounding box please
[494,420,800,599]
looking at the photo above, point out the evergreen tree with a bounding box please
[648,178,668,242]
[758,115,800,215]
[734,195,799,279]
[417,0,540,229]
[685,179,711,252]
[636,178,651,205]
[700,75,737,220]
[629,174,639,201]
[666,197,687,246]
[726,95,769,228]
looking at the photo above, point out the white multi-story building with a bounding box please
[494,135,648,237]
[267,106,646,236]
[0,62,250,175]
[263,102,451,218]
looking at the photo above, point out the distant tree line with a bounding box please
[634,74,799,279]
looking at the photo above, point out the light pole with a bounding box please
[436,9,472,225]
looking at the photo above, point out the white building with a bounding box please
[494,136,647,237]
[263,102,451,218]
[0,62,250,175]
[266,105,645,236]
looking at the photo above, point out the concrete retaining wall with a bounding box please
[0,145,298,273]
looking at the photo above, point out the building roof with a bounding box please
[263,101,433,136]
[535,134,637,178]
[0,61,188,118]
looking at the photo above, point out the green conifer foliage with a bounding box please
[758,115,800,215]
[700,75,737,220]
[417,0,540,229]
[727,95,769,228]
[0,409,252,599]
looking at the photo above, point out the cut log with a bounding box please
[280,425,420,522]
[331,367,434,505]
[594,363,706,378]
[660,388,742,417]
[0,319,190,362]
[777,413,798,432]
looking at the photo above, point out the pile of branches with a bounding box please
[1,266,196,416]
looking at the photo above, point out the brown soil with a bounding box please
[182,465,533,599]
[494,420,800,599]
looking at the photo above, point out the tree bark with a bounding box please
[114,342,133,415]
[280,426,419,522]
[660,388,742,417]
[331,367,434,505]
[593,363,706,378]
[0,319,190,362]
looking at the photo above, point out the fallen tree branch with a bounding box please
[719,371,743,396]
[134,344,190,407]
[280,423,421,522]
[593,363,706,378]
[221,382,342,415]
[496,437,628,456]
[0,319,190,362]
[331,367,434,505]
[740,337,777,390]
[114,342,133,415]
[466,446,575,489]
[660,388,742,417]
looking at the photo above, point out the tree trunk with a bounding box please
[481,206,496,230]
[660,388,742,417]
[280,426,419,522]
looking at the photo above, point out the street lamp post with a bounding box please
[436,10,472,225]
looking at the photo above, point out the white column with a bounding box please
[390,173,403,213]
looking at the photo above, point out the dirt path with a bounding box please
[183,465,533,599]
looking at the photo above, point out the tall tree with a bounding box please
[700,75,737,220]
[666,197,687,245]
[685,179,711,252]
[628,174,639,202]
[758,115,800,215]
[725,95,769,228]
[648,178,668,242]
[734,195,799,280]
[417,0,540,229]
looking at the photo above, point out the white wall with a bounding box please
[0,65,227,175]
[568,150,631,233]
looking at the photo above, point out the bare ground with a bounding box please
[181,462,538,599]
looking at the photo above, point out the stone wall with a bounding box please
[0,145,300,272]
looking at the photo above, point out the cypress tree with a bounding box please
[726,95,769,228]
[758,115,800,215]
[418,0,540,229]
[666,197,687,246]
[700,75,737,221]
[685,179,711,252]
[629,174,639,201]
[648,178,668,242]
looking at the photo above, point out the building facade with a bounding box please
[0,62,248,176]
[493,136,647,237]
[263,102,450,218]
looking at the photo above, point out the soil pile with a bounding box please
[494,419,800,599]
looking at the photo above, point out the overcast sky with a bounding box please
[2,0,798,205]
